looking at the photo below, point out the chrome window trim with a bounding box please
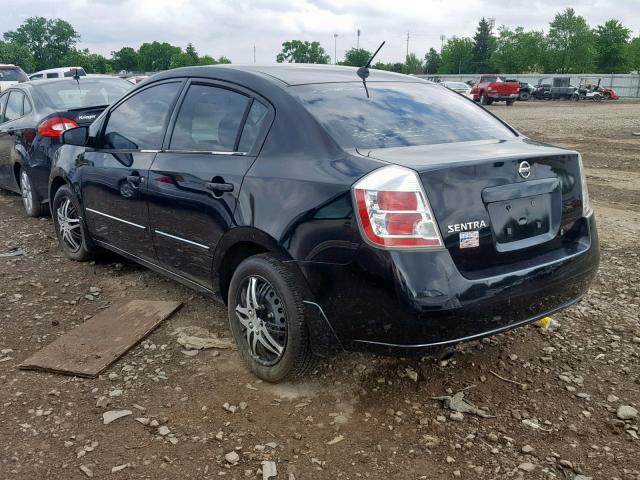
[85,208,146,230]
[160,149,247,156]
[154,229,210,250]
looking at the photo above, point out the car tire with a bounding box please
[51,185,95,261]
[19,168,44,217]
[506,99,515,106]
[227,253,318,382]
[593,94,602,103]
[480,92,488,105]
[571,94,580,102]
[518,91,530,101]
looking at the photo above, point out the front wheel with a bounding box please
[52,185,95,261]
[518,91,530,101]
[20,169,44,217]
[228,254,318,382]
[593,94,602,103]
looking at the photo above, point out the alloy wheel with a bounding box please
[20,170,33,213]
[234,275,287,366]
[57,198,83,252]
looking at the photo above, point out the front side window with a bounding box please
[46,73,58,79]
[170,84,250,152]
[102,82,181,150]
[293,82,515,150]
[4,91,25,122]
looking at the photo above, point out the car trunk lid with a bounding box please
[360,139,586,276]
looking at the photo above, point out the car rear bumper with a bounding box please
[488,93,518,100]
[297,214,599,355]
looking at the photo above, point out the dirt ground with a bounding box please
[1,100,639,480]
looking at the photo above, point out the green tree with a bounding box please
[3,16,80,70]
[626,37,640,73]
[185,43,199,63]
[170,52,198,68]
[216,56,231,64]
[138,41,181,71]
[404,53,423,74]
[594,20,630,73]
[341,48,371,67]
[0,41,35,72]
[492,27,547,73]
[424,48,441,74]
[276,40,330,64]
[547,8,595,73]
[472,17,495,73]
[111,47,139,72]
[440,37,474,73]
[61,48,112,73]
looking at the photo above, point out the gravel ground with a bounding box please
[1,100,639,480]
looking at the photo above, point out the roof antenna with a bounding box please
[357,41,385,98]
[72,67,81,85]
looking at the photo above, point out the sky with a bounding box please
[1,0,639,65]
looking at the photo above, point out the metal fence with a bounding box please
[416,73,640,98]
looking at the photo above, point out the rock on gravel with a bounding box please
[102,409,132,425]
[617,405,638,420]
[225,451,240,464]
[261,460,277,480]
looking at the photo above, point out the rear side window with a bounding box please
[238,101,269,153]
[102,82,181,150]
[4,91,25,122]
[46,73,58,79]
[170,84,249,152]
[293,82,515,150]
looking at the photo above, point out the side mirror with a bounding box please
[61,126,89,146]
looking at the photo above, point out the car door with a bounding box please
[0,90,25,190]
[80,80,184,261]
[147,81,272,286]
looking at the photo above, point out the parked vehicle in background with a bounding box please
[49,65,598,382]
[470,75,519,105]
[532,77,576,100]
[0,77,131,216]
[28,67,87,80]
[572,78,604,102]
[512,81,535,101]
[442,81,473,98]
[125,75,149,85]
[0,64,28,92]
[576,77,619,100]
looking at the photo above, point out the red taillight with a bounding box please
[353,165,443,249]
[37,117,79,137]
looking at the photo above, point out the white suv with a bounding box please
[28,67,87,81]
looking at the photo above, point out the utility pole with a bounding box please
[333,33,338,64]
[440,34,446,54]
[253,45,256,64]
[406,31,410,59]
[357,29,361,49]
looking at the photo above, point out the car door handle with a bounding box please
[205,181,234,194]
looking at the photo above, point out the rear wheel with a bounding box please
[593,94,602,103]
[571,93,580,102]
[52,185,95,261]
[506,99,515,106]
[19,168,44,217]
[227,254,318,382]
[480,92,489,105]
[518,91,530,101]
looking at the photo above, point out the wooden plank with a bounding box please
[19,300,181,378]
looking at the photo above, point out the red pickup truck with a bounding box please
[470,75,519,106]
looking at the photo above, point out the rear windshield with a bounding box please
[292,82,515,150]
[37,78,132,110]
[0,68,28,82]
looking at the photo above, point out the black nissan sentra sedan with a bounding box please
[0,77,132,216]
[49,65,599,381]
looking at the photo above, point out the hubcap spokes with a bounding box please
[21,172,32,211]
[235,275,286,365]
[57,198,82,252]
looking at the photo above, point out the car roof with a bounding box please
[0,64,19,69]
[153,64,428,87]
[30,66,85,75]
